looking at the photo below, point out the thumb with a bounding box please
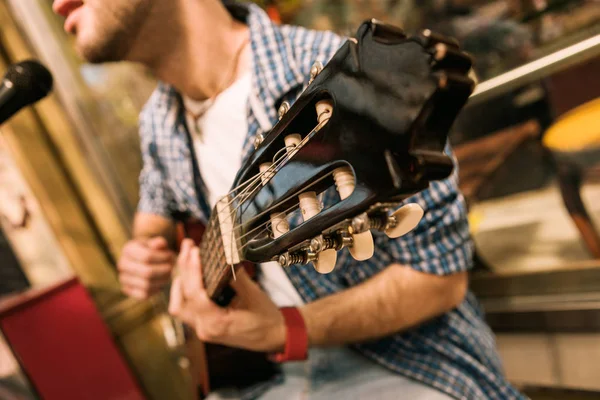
[148,236,169,250]
[168,277,183,315]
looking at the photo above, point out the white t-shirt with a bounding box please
[183,74,304,307]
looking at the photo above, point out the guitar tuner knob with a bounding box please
[260,163,290,239]
[278,101,290,120]
[316,100,333,125]
[348,230,374,261]
[349,214,375,260]
[385,203,424,239]
[332,166,375,261]
[313,249,337,274]
[298,193,338,274]
[309,61,324,84]
[254,133,264,149]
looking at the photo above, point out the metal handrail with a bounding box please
[468,34,600,106]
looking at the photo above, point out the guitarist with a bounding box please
[52,0,524,399]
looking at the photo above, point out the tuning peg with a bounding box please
[284,133,302,152]
[316,99,333,124]
[260,162,290,238]
[278,101,290,120]
[270,212,290,239]
[313,248,337,274]
[385,203,424,238]
[298,192,337,273]
[349,230,375,261]
[309,61,324,84]
[282,133,336,273]
[254,133,264,149]
[333,166,374,261]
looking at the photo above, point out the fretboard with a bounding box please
[200,198,240,301]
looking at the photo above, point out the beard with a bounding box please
[74,0,152,63]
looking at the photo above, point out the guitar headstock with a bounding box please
[220,20,475,274]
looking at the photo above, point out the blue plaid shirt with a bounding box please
[137,3,523,399]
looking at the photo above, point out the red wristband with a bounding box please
[269,307,308,362]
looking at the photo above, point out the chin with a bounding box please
[76,33,126,64]
[73,16,129,63]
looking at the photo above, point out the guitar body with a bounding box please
[172,19,475,397]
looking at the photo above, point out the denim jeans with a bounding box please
[207,347,453,400]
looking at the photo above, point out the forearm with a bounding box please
[299,264,467,347]
[132,212,177,249]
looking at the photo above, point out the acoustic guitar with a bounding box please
[176,19,476,397]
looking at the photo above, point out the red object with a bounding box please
[266,5,282,24]
[0,277,145,400]
[270,307,308,362]
[178,220,206,246]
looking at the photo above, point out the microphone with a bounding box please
[0,60,53,125]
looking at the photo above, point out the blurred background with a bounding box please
[0,0,599,399]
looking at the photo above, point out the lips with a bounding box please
[52,0,84,33]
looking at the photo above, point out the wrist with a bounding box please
[270,313,286,353]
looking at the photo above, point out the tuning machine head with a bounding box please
[384,204,424,238]
[309,61,324,85]
[278,101,290,120]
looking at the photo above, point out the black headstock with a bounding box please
[226,19,475,273]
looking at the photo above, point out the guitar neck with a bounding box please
[200,198,240,302]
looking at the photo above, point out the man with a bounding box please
[52,0,524,399]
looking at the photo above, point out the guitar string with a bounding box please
[216,116,328,213]
[234,173,331,253]
[202,151,335,293]
[205,167,336,291]
[216,117,328,249]
[211,142,299,283]
[215,141,298,213]
[203,115,332,292]
[213,119,324,281]
[204,200,301,291]
[219,170,333,242]
[220,115,328,204]
[207,170,336,292]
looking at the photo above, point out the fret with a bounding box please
[203,220,222,294]
[201,217,220,292]
[209,253,226,290]
[208,219,229,298]
[200,215,218,289]
[199,198,240,300]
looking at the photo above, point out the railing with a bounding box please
[468,34,600,106]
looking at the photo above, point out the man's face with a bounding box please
[52,0,152,63]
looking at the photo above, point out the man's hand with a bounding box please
[168,239,285,352]
[118,236,176,299]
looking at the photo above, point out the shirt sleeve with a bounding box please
[381,145,474,275]
[136,111,175,219]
